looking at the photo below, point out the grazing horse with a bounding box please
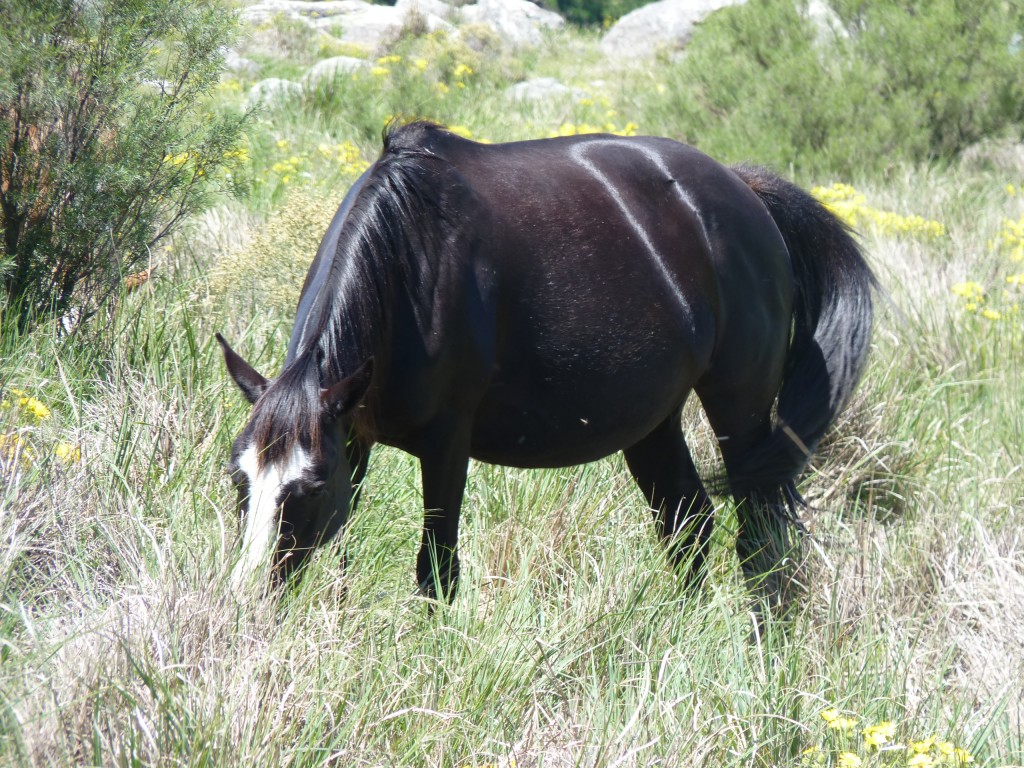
[217,121,874,612]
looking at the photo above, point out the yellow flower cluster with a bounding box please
[951,277,1021,322]
[267,139,370,186]
[802,709,973,768]
[315,140,370,176]
[993,212,1024,262]
[951,184,1024,325]
[549,121,639,138]
[1,388,51,421]
[812,183,946,239]
[1,389,81,468]
[362,51,475,90]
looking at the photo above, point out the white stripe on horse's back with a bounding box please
[230,442,312,591]
[570,141,695,330]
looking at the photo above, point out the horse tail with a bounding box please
[730,165,876,499]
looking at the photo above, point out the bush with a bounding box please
[542,0,650,27]
[0,0,247,331]
[648,0,1024,177]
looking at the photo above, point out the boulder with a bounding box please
[240,0,374,25]
[395,0,454,20]
[460,0,564,47]
[241,0,452,51]
[309,4,407,50]
[600,0,745,59]
[302,55,368,83]
[505,77,582,101]
[223,48,260,77]
[247,77,303,107]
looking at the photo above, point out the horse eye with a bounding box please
[306,481,327,497]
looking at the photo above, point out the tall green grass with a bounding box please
[1,12,1022,768]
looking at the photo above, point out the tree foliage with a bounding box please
[0,0,246,331]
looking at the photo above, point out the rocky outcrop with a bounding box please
[505,77,581,101]
[600,0,744,59]
[240,0,559,52]
[241,0,450,52]
[302,56,368,83]
[461,0,564,47]
[247,77,303,106]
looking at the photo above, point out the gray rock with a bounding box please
[395,0,454,20]
[240,0,374,26]
[224,48,260,76]
[302,55,368,83]
[242,0,452,51]
[247,77,303,107]
[505,77,582,101]
[460,0,564,47]
[600,0,745,59]
[310,3,405,49]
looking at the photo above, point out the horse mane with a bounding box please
[249,121,464,465]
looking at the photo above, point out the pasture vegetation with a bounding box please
[1,1,1023,766]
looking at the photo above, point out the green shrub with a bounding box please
[0,0,247,331]
[646,0,1024,177]
[543,0,650,27]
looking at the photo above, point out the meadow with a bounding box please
[1,7,1023,767]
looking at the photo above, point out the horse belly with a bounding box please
[468,349,695,468]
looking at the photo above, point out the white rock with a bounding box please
[460,0,564,47]
[600,0,745,59]
[224,48,260,76]
[395,0,454,20]
[242,0,451,51]
[240,0,374,26]
[505,77,582,101]
[247,77,302,107]
[302,56,368,83]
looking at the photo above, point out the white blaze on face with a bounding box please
[230,441,313,591]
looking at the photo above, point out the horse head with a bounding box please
[216,333,373,591]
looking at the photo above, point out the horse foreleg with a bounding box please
[416,426,471,604]
[623,412,715,590]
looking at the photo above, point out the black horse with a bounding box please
[217,121,874,612]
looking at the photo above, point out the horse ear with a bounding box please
[321,358,374,422]
[216,333,268,405]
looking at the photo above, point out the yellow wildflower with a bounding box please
[862,721,896,749]
[981,308,1001,320]
[907,755,935,767]
[447,125,473,139]
[54,442,81,463]
[452,63,473,79]
[276,139,290,150]
[838,752,862,768]
[377,54,402,65]
[821,708,858,731]
[910,736,936,754]
[413,57,428,71]
[4,389,50,421]
[951,281,985,302]
[370,66,390,77]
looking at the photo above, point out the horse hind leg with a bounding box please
[697,385,808,621]
[623,410,715,590]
